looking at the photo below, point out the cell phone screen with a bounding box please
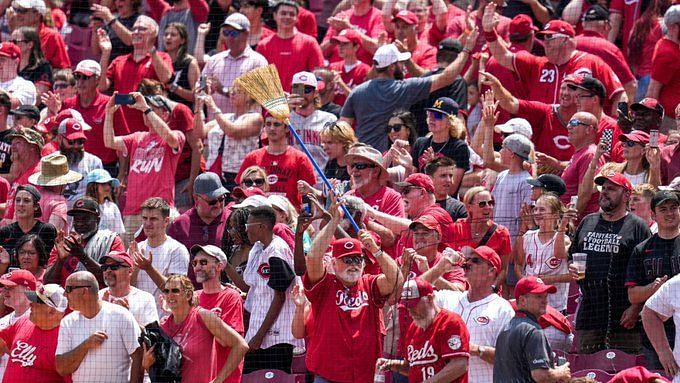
[114,94,135,105]
[291,84,305,97]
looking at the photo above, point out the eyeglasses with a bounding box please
[623,140,642,148]
[162,288,182,294]
[200,194,225,206]
[245,222,264,229]
[427,110,446,120]
[191,259,211,267]
[66,138,86,146]
[53,82,70,90]
[73,73,93,80]
[575,94,596,100]
[568,119,592,128]
[222,29,241,37]
[341,256,363,265]
[264,121,284,128]
[10,39,28,44]
[402,186,422,195]
[64,285,89,293]
[350,163,376,170]
[12,7,31,14]
[543,33,569,41]
[243,178,265,187]
[385,123,405,133]
[477,200,495,208]
[101,264,128,271]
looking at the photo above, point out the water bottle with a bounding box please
[373,360,386,383]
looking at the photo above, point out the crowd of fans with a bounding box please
[0,0,678,381]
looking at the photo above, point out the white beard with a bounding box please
[337,269,362,284]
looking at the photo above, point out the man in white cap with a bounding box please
[10,0,70,69]
[0,283,67,382]
[202,12,267,115]
[0,43,35,110]
[47,59,130,177]
[341,29,478,152]
[288,71,337,169]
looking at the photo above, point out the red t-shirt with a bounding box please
[0,176,9,204]
[197,288,245,383]
[39,24,70,69]
[296,6,318,39]
[329,60,371,106]
[446,11,510,53]
[161,307,214,383]
[513,50,624,116]
[427,4,466,46]
[257,33,324,93]
[449,217,512,260]
[168,103,204,181]
[303,272,387,382]
[651,38,680,119]
[322,7,386,65]
[46,235,126,285]
[609,0,642,56]
[236,146,316,208]
[396,204,458,255]
[575,31,635,87]
[484,44,528,126]
[405,309,470,383]
[121,130,186,215]
[4,160,40,220]
[561,144,604,216]
[106,52,174,132]
[63,92,131,165]
[0,317,63,383]
[410,43,438,74]
[347,186,405,258]
[516,100,573,161]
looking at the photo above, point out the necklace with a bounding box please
[431,136,451,155]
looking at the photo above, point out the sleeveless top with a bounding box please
[169,56,193,109]
[522,229,569,311]
[160,307,215,383]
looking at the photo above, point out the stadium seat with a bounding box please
[572,369,614,381]
[291,351,307,374]
[571,349,638,373]
[242,370,298,383]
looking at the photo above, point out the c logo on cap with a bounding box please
[536,277,545,284]
[72,123,81,131]
[75,200,85,208]
[299,74,308,81]
[344,241,355,250]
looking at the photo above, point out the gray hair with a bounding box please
[663,5,680,35]
[136,15,159,38]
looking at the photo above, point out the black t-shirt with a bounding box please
[411,136,470,173]
[324,158,350,182]
[626,234,680,349]
[410,71,468,137]
[18,60,52,84]
[0,130,14,174]
[320,102,342,118]
[570,212,651,331]
[0,221,57,268]
[493,311,553,383]
[436,196,468,221]
[502,0,555,27]
[169,56,193,109]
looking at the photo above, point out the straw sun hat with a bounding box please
[28,154,83,187]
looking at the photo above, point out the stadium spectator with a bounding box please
[424,157,468,221]
[10,0,70,69]
[238,0,273,49]
[642,273,680,380]
[12,26,51,85]
[13,234,48,282]
[148,0,208,54]
[570,173,651,354]
[630,183,659,233]
[28,153,82,231]
[89,0,140,61]
[527,174,567,200]
[446,0,511,54]
[313,68,342,117]
[55,271,142,383]
[567,76,621,143]
[0,93,12,177]
[327,29,370,107]
[84,169,125,235]
[647,5,680,132]
[321,0,384,65]
[162,23,199,108]
[2,129,42,221]
[257,1,324,93]
[391,10,437,76]
[318,120,356,183]
[0,43,36,110]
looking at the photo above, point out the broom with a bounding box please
[234,65,360,232]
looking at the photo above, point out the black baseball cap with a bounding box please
[425,97,459,116]
[526,174,567,197]
[651,190,680,210]
[583,4,609,21]
[566,76,606,101]
[68,196,100,216]
[9,105,40,121]
[438,38,462,53]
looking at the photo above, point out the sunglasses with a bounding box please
[101,264,128,271]
[477,200,495,208]
[67,138,86,146]
[10,39,27,44]
[222,29,241,37]
[575,94,596,100]
[64,285,89,293]
[350,163,376,170]
[243,178,265,187]
[264,121,284,128]
[162,288,182,294]
[402,186,422,195]
[428,110,446,120]
[568,119,592,128]
[191,259,211,267]
[132,26,149,32]
[543,33,569,41]
[385,123,405,133]
[201,194,225,206]
[467,257,484,265]
[74,73,93,80]
[12,7,31,14]
[623,140,642,148]
[53,82,70,90]
[341,256,363,265]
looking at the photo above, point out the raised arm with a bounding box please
[430,29,477,93]
[481,3,514,71]
[104,93,126,152]
[306,196,343,284]
[479,71,519,114]
[359,230,402,296]
[97,29,113,92]
[129,93,180,150]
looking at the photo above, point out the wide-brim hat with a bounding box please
[28,154,83,187]
[344,144,389,183]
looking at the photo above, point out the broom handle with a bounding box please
[286,122,361,232]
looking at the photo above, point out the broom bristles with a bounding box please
[234,65,291,121]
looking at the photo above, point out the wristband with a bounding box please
[484,29,498,43]
[462,47,471,54]
[143,108,153,115]
[107,18,116,27]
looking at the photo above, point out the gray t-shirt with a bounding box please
[493,312,553,383]
[341,77,431,152]
[492,169,532,243]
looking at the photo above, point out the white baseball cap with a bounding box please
[222,12,250,31]
[373,44,411,69]
[494,118,533,139]
[232,195,271,209]
[26,284,68,312]
[12,0,46,14]
[74,60,101,77]
[292,71,319,89]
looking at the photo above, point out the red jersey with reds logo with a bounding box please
[329,60,371,106]
[405,309,470,383]
[0,317,62,383]
[302,271,387,382]
[513,50,624,116]
[516,100,574,161]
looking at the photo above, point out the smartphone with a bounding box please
[114,94,135,105]
[569,195,578,209]
[198,75,207,92]
[301,195,312,217]
[291,84,305,97]
[600,129,613,153]
[617,101,629,119]
[650,129,659,148]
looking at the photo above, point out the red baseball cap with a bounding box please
[594,172,633,192]
[58,118,88,141]
[400,277,433,308]
[331,28,362,46]
[463,245,501,272]
[408,215,442,238]
[331,237,363,259]
[231,186,265,199]
[631,97,665,117]
[0,42,20,60]
[38,109,91,135]
[537,20,575,38]
[101,250,134,267]
[509,14,538,37]
[395,173,435,194]
[514,276,557,300]
[609,366,671,383]
[0,270,37,290]
[392,9,418,25]
[618,130,650,145]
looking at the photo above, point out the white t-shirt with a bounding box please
[645,273,680,383]
[451,292,515,383]
[99,287,159,327]
[56,301,141,383]
[135,236,189,315]
[99,199,125,235]
[0,308,30,381]
[64,152,103,206]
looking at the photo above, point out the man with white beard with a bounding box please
[302,197,402,383]
[55,117,102,205]
[378,277,470,382]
